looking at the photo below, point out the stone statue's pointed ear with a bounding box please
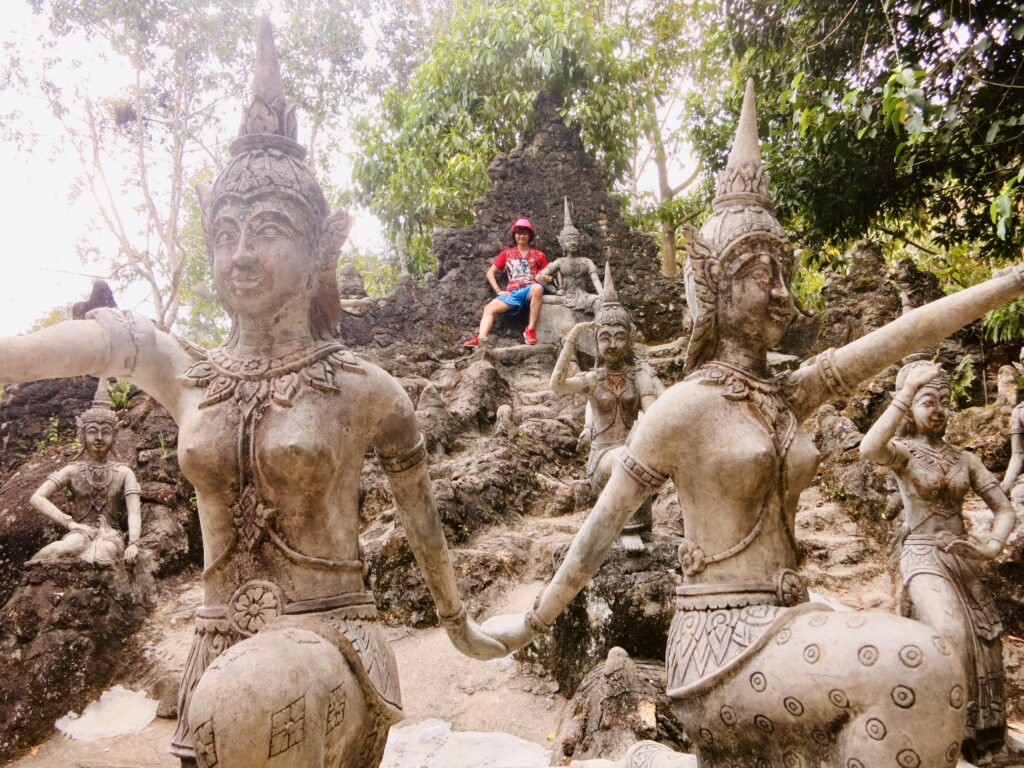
[318,208,352,268]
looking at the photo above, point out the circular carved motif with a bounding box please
[750,672,768,692]
[776,568,809,606]
[933,636,952,656]
[845,614,867,629]
[775,628,793,645]
[754,760,771,768]
[857,645,879,666]
[829,689,850,708]
[865,718,887,741]
[754,714,774,734]
[896,749,921,768]
[803,644,821,664]
[699,727,714,745]
[783,752,802,768]
[898,644,923,668]
[808,613,828,627]
[944,742,960,763]
[891,685,916,708]
[950,684,964,709]
[811,729,830,746]
[227,580,284,636]
[719,705,737,726]
[784,696,804,717]
[847,760,865,768]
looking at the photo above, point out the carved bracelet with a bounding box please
[436,603,467,629]
[525,609,552,634]
[890,396,910,413]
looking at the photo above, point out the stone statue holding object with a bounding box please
[477,79,1024,767]
[540,196,603,313]
[550,265,664,552]
[861,360,1012,761]
[0,17,502,768]
[28,378,142,567]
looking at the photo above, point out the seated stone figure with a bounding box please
[28,378,141,567]
[540,197,603,312]
[0,18,501,768]
[477,79,1024,768]
[862,360,1013,761]
[550,265,664,553]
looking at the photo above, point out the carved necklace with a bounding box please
[178,336,365,573]
[81,460,116,520]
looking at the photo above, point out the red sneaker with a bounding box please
[464,335,480,347]
[523,328,537,345]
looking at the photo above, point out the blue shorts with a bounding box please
[496,284,537,316]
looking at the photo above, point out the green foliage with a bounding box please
[949,354,976,407]
[107,378,133,411]
[35,416,60,454]
[28,303,74,332]
[353,0,651,271]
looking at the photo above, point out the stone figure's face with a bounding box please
[82,421,114,458]
[912,384,950,437]
[211,196,316,320]
[718,244,796,351]
[558,230,579,254]
[597,323,630,367]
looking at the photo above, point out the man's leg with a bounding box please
[527,284,543,330]
[479,298,513,337]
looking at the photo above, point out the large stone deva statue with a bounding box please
[0,18,502,768]
[478,80,1024,768]
[550,265,664,552]
[28,378,142,567]
[861,360,1012,761]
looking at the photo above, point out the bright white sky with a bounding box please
[0,3,688,337]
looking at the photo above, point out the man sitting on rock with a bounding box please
[465,217,550,347]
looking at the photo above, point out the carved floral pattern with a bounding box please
[228,581,284,635]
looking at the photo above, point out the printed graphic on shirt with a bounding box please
[494,248,547,291]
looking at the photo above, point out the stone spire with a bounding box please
[601,261,618,305]
[235,15,299,153]
[595,262,630,328]
[713,77,772,211]
[559,196,579,240]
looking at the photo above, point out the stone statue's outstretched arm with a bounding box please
[1003,408,1024,491]
[30,468,92,535]
[124,468,142,564]
[0,310,190,420]
[550,321,595,395]
[588,260,603,293]
[792,268,1024,418]
[373,374,506,660]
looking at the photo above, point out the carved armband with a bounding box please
[436,603,466,629]
[88,309,148,377]
[817,348,855,399]
[976,477,1000,496]
[525,592,552,634]
[377,435,427,476]
[621,449,668,491]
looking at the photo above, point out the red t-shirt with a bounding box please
[493,247,548,291]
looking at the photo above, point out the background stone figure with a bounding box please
[28,378,142,567]
[0,17,502,768]
[861,360,1012,760]
[550,265,664,552]
[541,196,603,312]
[476,79,1024,768]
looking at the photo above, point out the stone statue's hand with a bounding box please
[900,362,943,394]
[68,522,97,539]
[943,537,999,560]
[477,612,539,654]
[124,543,139,564]
[444,616,509,661]
[577,428,592,453]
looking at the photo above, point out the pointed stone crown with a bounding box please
[697,78,788,260]
[559,196,580,240]
[79,378,117,426]
[595,262,631,328]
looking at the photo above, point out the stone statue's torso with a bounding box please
[590,367,640,448]
[53,461,132,529]
[895,439,970,537]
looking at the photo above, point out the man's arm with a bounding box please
[486,263,507,295]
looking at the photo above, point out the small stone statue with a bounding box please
[28,378,141,566]
[540,197,603,312]
[550,265,664,552]
[0,18,501,768]
[861,360,1011,761]
[1002,349,1024,511]
[477,79,1024,768]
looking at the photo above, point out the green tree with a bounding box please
[352,0,652,274]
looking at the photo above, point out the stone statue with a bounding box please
[550,265,664,552]
[861,360,1011,761]
[1002,348,1024,511]
[0,17,501,768]
[27,378,142,567]
[540,197,603,312]
[476,79,1024,768]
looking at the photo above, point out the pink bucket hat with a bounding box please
[510,217,536,239]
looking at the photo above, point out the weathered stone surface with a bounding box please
[0,561,150,761]
[549,648,689,764]
[946,402,1011,473]
[527,533,681,697]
